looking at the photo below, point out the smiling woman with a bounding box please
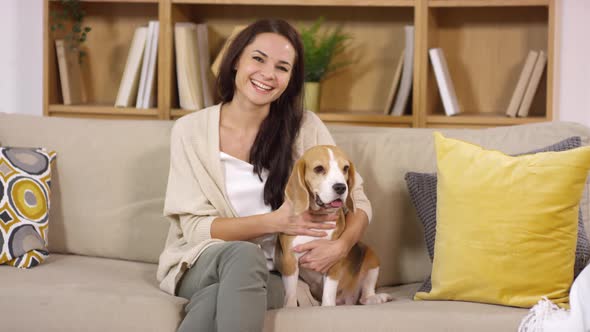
[228,33,295,117]
[157,18,372,332]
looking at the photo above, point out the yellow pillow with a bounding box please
[414,132,590,308]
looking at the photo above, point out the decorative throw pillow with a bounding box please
[413,132,590,308]
[406,136,590,294]
[0,147,56,268]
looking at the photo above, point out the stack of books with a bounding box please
[384,25,414,116]
[174,22,217,110]
[114,21,159,109]
[505,50,548,118]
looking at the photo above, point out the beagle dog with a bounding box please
[275,145,393,307]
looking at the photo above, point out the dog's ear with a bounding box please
[345,160,356,213]
[285,158,310,215]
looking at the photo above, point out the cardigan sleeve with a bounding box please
[303,112,373,222]
[164,120,218,245]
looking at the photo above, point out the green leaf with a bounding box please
[52,0,91,52]
[300,17,353,82]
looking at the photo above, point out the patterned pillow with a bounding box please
[0,147,56,268]
[405,136,590,293]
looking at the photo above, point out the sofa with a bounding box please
[0,112,588,332]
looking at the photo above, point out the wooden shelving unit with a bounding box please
[48,104,159,119]
[44,0,555,128]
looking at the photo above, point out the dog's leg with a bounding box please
[359,267,393,305]
[282,268,299,307]
[321,275,339,306]
[344,288,361,305]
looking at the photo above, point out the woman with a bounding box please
[156,19,372,332]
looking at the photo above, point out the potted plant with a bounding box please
[300,18,352,112]
[51,0,92,64]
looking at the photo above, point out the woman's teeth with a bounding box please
[251,80,272,91]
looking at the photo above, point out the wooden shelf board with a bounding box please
[172,0,414,7]
[318,111,413,124]
[429,0,549,7]
[48,104,159,117]
[57,0,160,3]
[75,0,159,3]
[170,109,414,125]
[427,113,547,125]
[171,109,196,118]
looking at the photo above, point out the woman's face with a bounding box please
[233,32,296,108]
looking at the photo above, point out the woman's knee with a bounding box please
[218,241,269,280]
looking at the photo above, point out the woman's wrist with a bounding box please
[336,237,354,255]
[265,209,283,234]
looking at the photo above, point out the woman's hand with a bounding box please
[293,239,349,274]
[273,201,337,237]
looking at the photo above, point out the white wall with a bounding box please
[0,0,43,115]
[0,0,588,125]
[555,0,590,126]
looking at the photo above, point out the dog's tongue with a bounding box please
[329,200,343,208]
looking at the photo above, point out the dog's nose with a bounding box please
[333,183,346,195]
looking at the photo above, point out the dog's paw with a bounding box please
[360,293,393,305]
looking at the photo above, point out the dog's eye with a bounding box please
[343,165,350,173]
[313,165,325,174]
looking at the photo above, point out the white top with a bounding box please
[220,152,276,270]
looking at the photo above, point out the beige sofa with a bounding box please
[0,112,588,332]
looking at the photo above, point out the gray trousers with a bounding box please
[177,241,285,332]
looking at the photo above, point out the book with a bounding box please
[136,21,156,108]
[506,50,539,117]
[429,48,460,116]
[135,21,158,108]
[115,27,148,108]
[55,39,87,105]
[136,21,155,108]
[390,26,414,116]
[517,50,547,118]
[211,25,247,78]
[196,23,215,107]
[174,24,191,110]
[383,49,404,115]
[141,21,159,109]
[175,23,204,110]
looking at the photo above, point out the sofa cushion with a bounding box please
[0,147,56,268]
[0,254,186,332]
[405,136,590,293]
[414,133,590,308]
[263,283,527,332]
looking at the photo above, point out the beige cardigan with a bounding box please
[157,104,372,296]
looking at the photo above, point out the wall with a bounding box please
[0,0,588,126]
[0,0,43,115]
[555,0,590,126]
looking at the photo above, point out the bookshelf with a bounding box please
[44,0,555,128]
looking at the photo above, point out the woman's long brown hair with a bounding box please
[217,19,305,210]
